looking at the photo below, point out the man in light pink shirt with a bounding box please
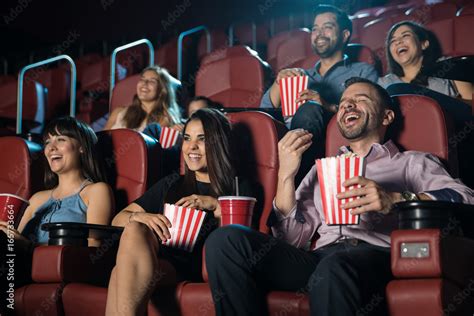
[205,77,474,316]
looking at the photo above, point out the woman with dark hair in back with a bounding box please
[104,66,183,131]
[105,108,254,316]
[0,116,114,296]
[379,20,472,101]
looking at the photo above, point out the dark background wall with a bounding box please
[0,0,383,73]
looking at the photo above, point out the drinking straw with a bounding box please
[235,176,239,196]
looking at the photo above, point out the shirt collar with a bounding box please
[312,54,349,77]
[337,139,400,161]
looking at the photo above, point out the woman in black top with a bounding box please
[105,108,253,316]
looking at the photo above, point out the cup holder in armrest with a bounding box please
[41,222,124,246]
[394,201,474,238]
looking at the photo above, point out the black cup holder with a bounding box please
[41,222,124,246]
[394,201,474,238]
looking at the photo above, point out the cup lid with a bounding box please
[218,196,257,202]
[0,193,29,204]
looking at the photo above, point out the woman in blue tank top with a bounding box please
[0,117,114,281]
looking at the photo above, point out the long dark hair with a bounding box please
[42,116,106,189]
[182,108,235,197]
[123,66,181,129]
[386,21,442,86]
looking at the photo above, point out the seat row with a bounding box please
[4,93,473,315]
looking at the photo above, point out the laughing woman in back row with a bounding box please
[379,20,472,101]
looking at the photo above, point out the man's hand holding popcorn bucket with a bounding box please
[276,129,403,221]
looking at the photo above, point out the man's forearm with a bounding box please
[269,83,281,108]
[274,173,297,216]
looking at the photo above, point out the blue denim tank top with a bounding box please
[22,181,90,244]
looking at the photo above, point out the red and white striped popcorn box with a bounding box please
[279,75,309,117]
[159,126,181,149]
[162,203,207,252]
[315,156,365,225]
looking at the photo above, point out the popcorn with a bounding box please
[279,75,309,117]
[161,203,207,252]
[316,155,365,225]
[159,126,180,149]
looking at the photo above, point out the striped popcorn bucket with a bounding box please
[315,156,365,225]
[279,75,309,117]
[162,203,207,252]
[159,126,181,149]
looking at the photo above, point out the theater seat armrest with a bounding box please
[391,229,474,285]
[32,245,117,285]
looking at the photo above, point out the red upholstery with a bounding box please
[197,29,229,61]
[15,284,64,316]
[406,3,458,24]
[0,80,45,127]
[272,29,312,72]
[350,14,376,43]
[200,45,256,66]
[0,136,45,199]
[426,18,455,56]
[233,22,269,48]
[77,57,110,94]
[457,3,474,16]
[25,67,70,120]
[154,37,192,77]
[454,15,474,55]
[195,46,271,108]
[177,282,310,316]
[227,111,287,232]
[109,74,140,113]
[326,94,452,166]
[388,230,474,315]
[97,129,162,209]
[360,17,394,73]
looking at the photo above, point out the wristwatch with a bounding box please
[401,191,419,201]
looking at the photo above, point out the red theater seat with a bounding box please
[197,29,229,61]
[177,94,457,316]
[195,46,271,108]
[25,67,71,120]
[406,2,458,24]
[426,18,455,56]
[457,3,474,16]
[109,74,140,113]
[14,129,163,316]
[453,15,474,55]
[0,80,46,129]
[226,111,287,232]
[270,29,312,72]
[0,136,45,199]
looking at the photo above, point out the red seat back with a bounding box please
[0,137,45,199]
[426,18,455,56]
[0,80,45,125]
[25,67,70,120]
[96,129,162,211]
[406,3,458,24]
[109,74,140,113]
[227,111,287,233]
[197,29,229,61]
[457,3,474,16]
[195,46,271,108]
[273,29,312,72]
[454,15,474,55]
[326,94,452,167]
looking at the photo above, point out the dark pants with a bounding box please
[290,101,334,186]
[205,226,392,316]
